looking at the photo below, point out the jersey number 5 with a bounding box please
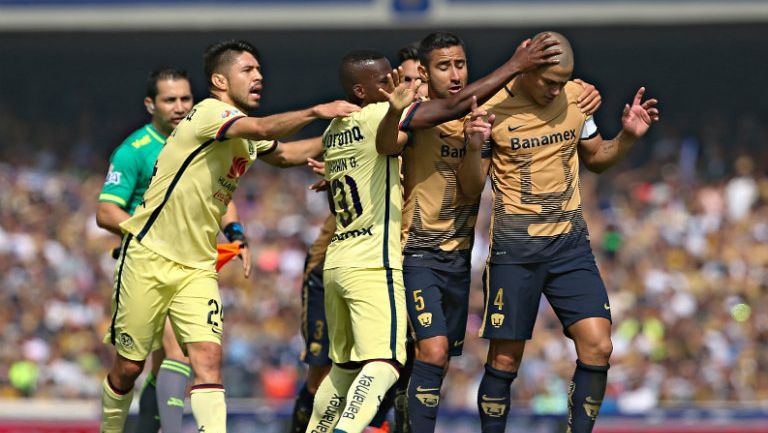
[330,175,363,227]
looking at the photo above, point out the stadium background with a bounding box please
[1,0,768,431]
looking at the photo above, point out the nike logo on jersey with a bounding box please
[212,328,222,335]
[453,339,465,347]
[603,303,611,310]
[507,125,522,132]
[439,132,452,138]
[416,386,441,392]
[481,395,507,402]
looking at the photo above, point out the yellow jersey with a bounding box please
[121,98,275,271]
[323,101,402,270]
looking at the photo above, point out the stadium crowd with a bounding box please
[1,108,767,415]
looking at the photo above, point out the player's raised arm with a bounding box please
[457,96,494,197]
[407,33,561,130]
[578,87,660,173]
[376,67,420,156]
[225,101,360,141]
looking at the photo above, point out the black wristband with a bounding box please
[223,222,247,247]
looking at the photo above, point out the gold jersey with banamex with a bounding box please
[487,80,599,263]
[121,98,276,271]
[323,101,402,270]
[400,102,489,270]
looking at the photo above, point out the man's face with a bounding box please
[400,59,427,98]
[148,79,193,134]
[225,51,264,111]
[358,58,394,105]
[520,64,573,106]
[421,45,468,100]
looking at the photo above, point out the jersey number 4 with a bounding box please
[329,175,363,227]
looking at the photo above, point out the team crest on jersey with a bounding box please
[118,332,134,349]
[105,164,122,185]
[417,312,433,328]
[227,156,249,179]
[491,313,505,328]
[220,109,241,119]
[309,342,323,357]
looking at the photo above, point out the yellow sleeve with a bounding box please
[194,100,247,141]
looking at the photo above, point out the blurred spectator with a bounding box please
[1,111,768,416]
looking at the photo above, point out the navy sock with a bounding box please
[477,364,517,433]
[370,385,395,428]
[289,383,315,433]
[407,361,444,433]
[133,373,160,433]
[567,360,608,433]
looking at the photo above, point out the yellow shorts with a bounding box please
[104,234,222,361]
[323,267,407,366]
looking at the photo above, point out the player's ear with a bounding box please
[418,63,429,83]
[211,73,228,91]
[144,97,155,115]
[352,83,365,101]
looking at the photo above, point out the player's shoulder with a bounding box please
[564,81,585,103]
[112,124,159,159]
[193,98,243,121]
[359,101,389,120]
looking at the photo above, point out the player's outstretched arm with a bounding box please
[408,33,561,130]
[226,101,360,141]
[376,67,420,156]
[260,137,323,168]
[578,87,659,173]
[457,96,494,197]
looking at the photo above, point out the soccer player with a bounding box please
[463,32,659,433]
[376,31,598,433]
[99,39,359,433]
[397,42,427,98]
[97,67,251,433]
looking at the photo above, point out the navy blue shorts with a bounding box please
[301,264,331,365]
[404,266,470,357]
[480,252,611,340]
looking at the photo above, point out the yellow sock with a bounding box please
[334,361,399,433]
[305,365,361,433]
[101,376,134,433]
[190,384,227,433]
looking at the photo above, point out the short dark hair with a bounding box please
[339,49,387,88]
[146,67,188,100]
[397,42,419,64]
[418,32,465,66]
[203,39,260,86]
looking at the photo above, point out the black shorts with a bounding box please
[301,264,331,365]
[404,266,470,357]
[481,252,611,340]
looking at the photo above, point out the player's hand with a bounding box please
[621,87,659,138]
[237,241,252,278]
[307,157,326,177]
[574,78,602,115]
[509,32,561,73]
[379,66,421,112]
[313,100,361,119]
[309,179,328,192]
[464,96,496,152]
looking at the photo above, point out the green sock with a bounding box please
[157,359,191,433]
